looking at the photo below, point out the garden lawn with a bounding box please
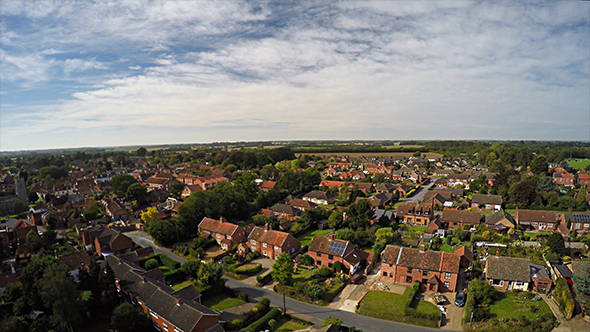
[171,280,193,290]
[201,293,246,311]
[405,225,430,233]
[297,229,333,247]
[291,266,312,285]
[567,159,590,170]
[357,291,439,328]
[274,319,307,331]
[439,244,465,253]
[489,293,552,320]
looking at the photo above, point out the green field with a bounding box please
[357,291,439,328]
[296,229,333,246]
[201,293,246,311]
[567,159,590,170]
[489,293,552,320]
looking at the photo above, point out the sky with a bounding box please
[1,1,589,151]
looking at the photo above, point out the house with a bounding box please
[376,183,397,194]
[302,191,336,205]
[578,173,590,187]
[268,203,302,220]
[351,182,374,194]
[485,210,515,231]
[194,176,229,190]
[259,181,277,193]
[380,245,461,292]
[423,190,453,207]
[553,264,574,286]
[441,209,481,229]
[59,251,91,281]
[247,226,301,259]
[94,228,133,256]
[559,212,590,233]
[181,184,202,199]
[530,264,552,292]
[286,199,317,212]
[308,233,361,275]
[484,255,530,291]
[514,209,557,231]
[396,202,434,226]
[101,198,129,222]
[145,177,171,191]
[197,217,247,250]
[319,180,346,190]
[471,194,503,212]
[106,255,223,332]
[553,171,575,188]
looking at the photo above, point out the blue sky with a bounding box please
[1,1,589,151]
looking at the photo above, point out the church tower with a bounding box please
[15,174,27,206]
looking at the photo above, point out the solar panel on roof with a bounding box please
[573,214,590,222]
[327,241,346,256]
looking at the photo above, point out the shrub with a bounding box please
[256,272,273,286]
[144,258,159,270]
[225,298,271,331]
[243,308,281,332]
[299,254,314,266]
[159,254,181,270]
[311,266,333,279]
[553,277,575,319]
[305,284,325,301]
[283,313,313,326]
[164,269,186,285]
[332,261,344,273]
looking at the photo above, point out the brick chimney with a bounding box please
[419,244,425,253]
[495,249,499,257]
[265,223,269,232]
[330,233,335,241]
[142,276,146,283]
[177,299,182,306]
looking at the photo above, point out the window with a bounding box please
[317,261,321,266]
[444,282,450,288]
[390,273,393,277]
[328,254,334,260]
[263,250,267,256]
[548,223,553,228]
[226,234,231,239]
[422,269,429,276]
[222,243,228,249]
[217,234,221,238]
[585,224,589,228]
[274,245,279,250]
[316,252,322,257]
[275,253,278,259]
[149,310,158,319]
[445,272,451,280]
[138,300,143,305]
[429,284,436,291]
[383,271,387,276]
[532,222,538,226]
[328,263,333,268]
[407,267,413,274]
[174,328,180,332]
[575,223,581,230]
[153,322,161,331]
[515,282,524,286]
[263,243,267,248]
[250,239,256,245]
[491,279,504,287]
[406,276,412,283]
[163,323,168,332]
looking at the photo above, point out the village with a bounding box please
[0,143,589,332]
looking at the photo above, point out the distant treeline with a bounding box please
[292,146,427,153]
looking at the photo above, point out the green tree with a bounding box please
[323,315,343,328]
[26,230,43,251]
[148,220,177,246]
[11,200,27,214]
[45,212,57,230]
[136,147,148,157]
[573,263,590,305]
[375,227,394,244]
[546,232,566,256]
[169,180,186,200]
[234,172,259,201]
[111,174,138,197]
[530,154,549,176]
[345,199,374,229]
[272,253,294,313]
[327,211,343,229]
[99,264,119,311]
[125,183,148,205]
[112,303,153,332]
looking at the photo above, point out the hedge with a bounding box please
[256,271,273,286]
[159,254,181,270]
[324,280,347,303]
[403,281,439,322]
[164,269,186,285]
[554,277,575,319]
[225,298,271,331]
[244,308,282,332]
[282,313,313,326]
[233,264,263,275]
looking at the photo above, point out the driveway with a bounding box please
[125,230,187,264]
[239,257,275,286]
[400,180,435,204]
[439,292,464,331]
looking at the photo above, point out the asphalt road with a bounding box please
[125,230,454,332]
[401,179,435,203]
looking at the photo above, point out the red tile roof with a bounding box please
[248,227,291,247]
[198,217,239,236]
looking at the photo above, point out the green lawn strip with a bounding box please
[201,293,246,311]
[439,244,464,253]
[357,291,438,328]
[489,293,552,320]
[405,225,430,233]
[297,229,333,247]
[274,319,307,331]
[567,158,590,170]
[171,280,193,290]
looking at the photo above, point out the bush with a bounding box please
[226,298,271,331]
[553,277,575,319]
[256,272,273,286]
[283,313,313,326]
[332,261,344,273]
[324,280,347,303]
[159,254,181,270]
[144,258,159,270]
[164,269,187,285]
[311,266,333,279]
[299,254,314,266]
[306,284,325,301]
[244,308,282,332]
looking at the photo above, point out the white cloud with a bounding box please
[62,58,107,75]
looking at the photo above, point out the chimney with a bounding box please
[330,233,335,241]
[495,249,499,258]
[142,276,146,283]
[265,223,269,232]
[419,244,425,253]
[177,299,182,306]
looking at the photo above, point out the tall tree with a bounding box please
[169,180,186,200]
[272,253,294,314]
[125,183,148,205]
[573,263,590,305]
[112,303,153,332]
[111,174,138,197]
[530,154,549,176]
[546,232,566,256]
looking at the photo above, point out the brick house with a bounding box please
[553,171,575,188]
[268,203,302,220]
[94,228,133,256]
[485,210,515,231]
[559,212,590,233]
[198,217,247,250]
[259,181,277,193]
[308,233,362,275]
[194,176,229,190]
[441,209,481,229]
[286,199,317,212]
[247,226,301,259]
[578,173,590,187]
[302,190,336,205]
[380,245,461,292]
[530,264,552,293]
[181,184,202,199]
[484,255,530,291]
[470,194,503,212]
[319,180,346,190]
[396,202,434,226]
[514,209,557,231]
[106,255,223,332]
[101,198,129,222]
[145,177,171,191]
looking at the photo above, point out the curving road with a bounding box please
[126,230,455,332]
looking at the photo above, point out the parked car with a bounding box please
[455,291,466,307]
[351,273,364,284]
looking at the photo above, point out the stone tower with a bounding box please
[15,174,27,206]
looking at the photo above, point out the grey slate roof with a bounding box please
[486,256,530,282]
[485,210,515,227]
[530,264,551,280]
